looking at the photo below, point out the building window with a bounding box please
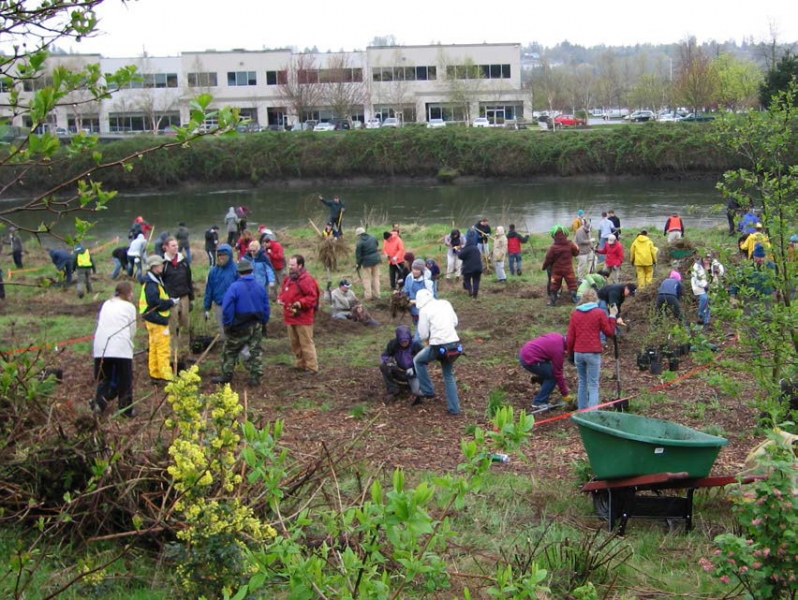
[188,72,218,87]
[265,70,287,85]
[141,73,178,88]
[227,71,257,86]
[446,64,512,80]
[22,76,54,91]
[373,65,435,82]
[298,69,319,85]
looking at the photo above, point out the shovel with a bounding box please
[613,333,628,412]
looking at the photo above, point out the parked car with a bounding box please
[381,117,401,128]
[314,122,336,132]
[504,118,527,130]
[330,118,352,130]
[427,118,446,129]
[54,127,69,136]
[657,113,681,123]
[472,117,491,128]
[302,120,319,131]
[161,125,179,136]
[365,118,381,129]
[553,114,586,128]
[627,110,655,122]
[603,108,630,120]
[679,113,715,122]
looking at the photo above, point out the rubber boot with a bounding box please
[546,292,558,307]
[517,269,523,276]
[571,290,578,303]
[211,374,233,384]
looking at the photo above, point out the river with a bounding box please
[8,177,726,241]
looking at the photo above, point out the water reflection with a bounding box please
[9,178,725,240]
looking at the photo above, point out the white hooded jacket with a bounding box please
[415,289,459,345]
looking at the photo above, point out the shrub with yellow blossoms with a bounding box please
[164,367,276,599]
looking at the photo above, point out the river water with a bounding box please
[9,177,726,241]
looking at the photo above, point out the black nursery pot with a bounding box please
[668,358,680,371]
[650,360,663,375]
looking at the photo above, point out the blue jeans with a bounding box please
[508,253,522,274]
[597,237,607,262]
[575,352,602,410]
[180,245,192,264]
[111,257,123,279]
[414,345,460,414]
[519,358,556,405]
[697,293,709,324]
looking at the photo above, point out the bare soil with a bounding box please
[19,275,760,485]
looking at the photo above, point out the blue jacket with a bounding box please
[403,273,434,316]
[222,274,270,327]
[203,244,237,309]
[657,278,682,298]
[249,249,276,288]
[738,211,758,234]
[49,248,73,270]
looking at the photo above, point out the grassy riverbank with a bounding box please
[0,221,775,599]
[16,121,753,192]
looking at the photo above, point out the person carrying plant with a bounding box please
[277,254,320,374]
[492,226,508,282]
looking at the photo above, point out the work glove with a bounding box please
[204,310,210,321]
[268,282,275,288]
[608,304,619,317]
[406,368,415,378]
[170,297,180,305]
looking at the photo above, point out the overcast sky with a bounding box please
[64,0,797,58]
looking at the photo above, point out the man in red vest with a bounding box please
[663,212,684,244]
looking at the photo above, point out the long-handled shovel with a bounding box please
[613,333,628,412]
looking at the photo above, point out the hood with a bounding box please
[669,270,682,281]
[136,233,145,241]
[216,244,234,261]
[495,226,505,235]
[395,325,412,343]
[415,289,433,310]
[576,302,599,312]
[553,231,568,242]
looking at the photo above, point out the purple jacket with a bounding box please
[519,332,568,395]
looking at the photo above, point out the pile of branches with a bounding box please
[0,359,379,548]
[315,236,351,272]
[389,292,411,319]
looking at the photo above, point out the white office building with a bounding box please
[3,43,525,132]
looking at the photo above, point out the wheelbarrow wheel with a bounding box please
[591,489,624,523]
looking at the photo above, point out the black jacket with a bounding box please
[161,256,194,300]
[457,244,483,275]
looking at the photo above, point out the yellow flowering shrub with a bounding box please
[165,367,276,599]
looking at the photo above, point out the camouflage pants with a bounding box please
[221,322,263,381]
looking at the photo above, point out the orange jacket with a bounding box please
[383,232,405,265]
[664,216,684,235]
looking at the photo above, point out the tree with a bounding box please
[595,49,625,109]
[532,57,565,113]
[437,51,485,123]
[321,53,367,120]
[713,81,798,421]
[676,36,719,113]
[277,53,323,125]
[713,54,763,111]
[759,51,798,108]
[0,0,238,241]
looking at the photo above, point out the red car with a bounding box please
[553,114,586,128]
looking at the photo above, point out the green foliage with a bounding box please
[235,406,546,599]
[759,51,798,108]
[704,433,798,598]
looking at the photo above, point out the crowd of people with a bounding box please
[3,199,787,420]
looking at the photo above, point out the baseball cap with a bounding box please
[355,227,366,235]
[339,279,351,288]
[146,255,164,269]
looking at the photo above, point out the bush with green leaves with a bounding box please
[702,433,797,599]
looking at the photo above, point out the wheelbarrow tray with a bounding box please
[571,411,728,480]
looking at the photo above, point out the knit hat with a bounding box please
[669,270,682,281]
[404,252,415,264]
[752,243,766,258]
[607,234,617,243]
[411,258,425,271]
[146,255,164,270]
[755,222,763,229]
[355,226,366,236]
[577,209,584,216]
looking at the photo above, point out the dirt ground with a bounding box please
[19,273,761,486]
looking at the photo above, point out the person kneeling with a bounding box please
[380,326,422,400]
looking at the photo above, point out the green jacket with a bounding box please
[355,233,382,268]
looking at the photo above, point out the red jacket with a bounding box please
[566,306,616,354]
[277,268,318,325]
[266,240,285,270]
[596,241,624,267]
[542,232,578,276]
